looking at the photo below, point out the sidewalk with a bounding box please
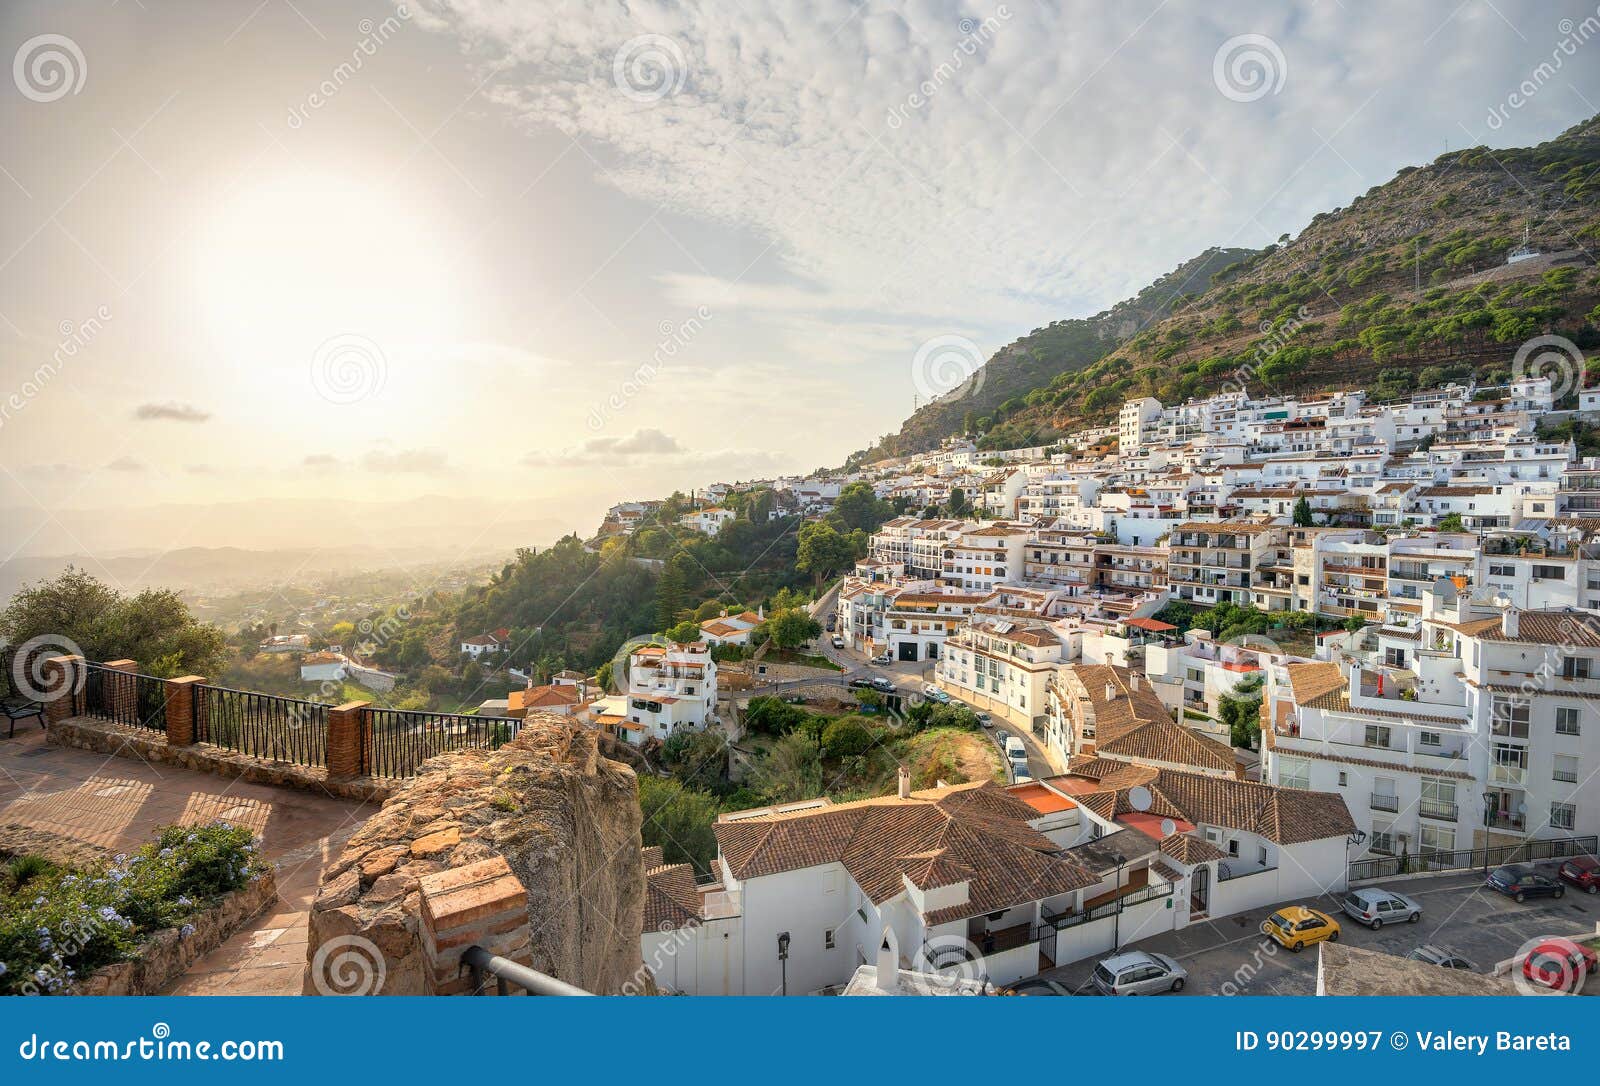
[0,724,375,994]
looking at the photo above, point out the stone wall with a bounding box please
[74,870,278,995]
[303,713,646,995]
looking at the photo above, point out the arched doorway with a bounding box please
[1191,864,1210,916]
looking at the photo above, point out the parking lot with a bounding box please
[1032,864,1600,995]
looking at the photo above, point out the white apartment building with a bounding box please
[1263,579,1600,862]
[623,641,718,740]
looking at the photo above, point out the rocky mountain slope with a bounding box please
[867,114,1600,460]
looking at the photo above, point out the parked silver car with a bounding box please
[1339,886,1422,929]
[1091,950,1188,995]
[1406,945,1477,971]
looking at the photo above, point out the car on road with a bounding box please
[1486,864,1566,903]
[1521,937,1598,992]
[826,615,837,631]
[870,676,896,693]
[1090,951,1188,995]
[869,652,893,666]
[830,635,845,649]
[919,683,951,704]
[1339,887,1422,929]
[1406,945,1478,971]
[847,677,875,690]
[1558,855,1600,894]
[1000,734,1027,767]
[1261,906,1340,952]
[975,712,992,729]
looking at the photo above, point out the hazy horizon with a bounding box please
[4,0,1600,576]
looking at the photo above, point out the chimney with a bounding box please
[876,926,900,991]
[1105,682,1118,701]
[1131,673,1142,691]
[1502,603,1519,639]
[897,765,911,799]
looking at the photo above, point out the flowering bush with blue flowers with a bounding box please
[0,822,263,995]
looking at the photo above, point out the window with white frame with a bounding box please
[1279,756,1310,790]
[1554,755,1580,784]
[1551,802,1577,831]
[1419,824,1454,858]
[1557,707,1582,736]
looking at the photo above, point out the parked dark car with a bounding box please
[847,677,875,690]
[1486,864,1566,903]
[826,616,837,631]
[1558,855,1600,894]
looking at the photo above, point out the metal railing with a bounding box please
[1418,798,1458,822]
[365,709,521,779]
[77,663,169,732]
[1369,793,1399,812]
[461,945,590,996]
[197,685,329,767]
[1348,835,1597,883]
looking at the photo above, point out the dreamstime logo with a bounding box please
[0,306,112,431]
[1212,34,1287,103]
[1220,304,1311,397]
[914,933,989,987]
[13,34,86,103]
[9,633,85,701]
[310,333,387,405]
[309,934,387,995]
[911,334,985,404]
[586,306,712,432]
[612,34,687,103]
[1485,10,1600,130]
[286,7,411,129]
[1511,334,1586,401]
[1510,935,1590,996]
[885,7,1011,129]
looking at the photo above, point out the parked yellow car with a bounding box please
[1261,906,1341,952]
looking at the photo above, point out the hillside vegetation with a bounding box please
[868,114,1600,459]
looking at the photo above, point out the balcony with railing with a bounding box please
[1419,798,1458,822]
[1369,793,1399,813]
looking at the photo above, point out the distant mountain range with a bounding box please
[865,113,1600,460]
[0,494,575,601]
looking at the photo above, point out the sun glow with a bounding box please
[193,172,464,366]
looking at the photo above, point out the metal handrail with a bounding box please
[461,945,591,996]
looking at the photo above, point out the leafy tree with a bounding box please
[666,620,702,644]
[1218,676,1263,749]
[743,695,809,736]
[637,776,720,872]
[828,481,891,533]
[821,717,874,759]
[0,568,228,678]
[947,487,970,516]
[752,731,825,802]
[764,608,821,650]
[654,555,692,630]
[1292,497,1313,527]
[1438,513,1465,532]
[796,522,857,588]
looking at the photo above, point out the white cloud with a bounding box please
[134,401,210,423]
[361,447,449,473]
[408,0,1591,329]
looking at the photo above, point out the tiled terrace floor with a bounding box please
[0,722,376,994]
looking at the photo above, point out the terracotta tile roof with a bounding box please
[643,856,702,932]
[1439,610,1600,648]
[1285,661,1345,706]
[509,684,581,712]
[713,781,1096,922]
[1052,757,1356,846]
[1160,833,1226,864]
[1066,665,1235,774]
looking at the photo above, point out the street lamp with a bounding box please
[1111,852,1127,950]
[777,931,790,996]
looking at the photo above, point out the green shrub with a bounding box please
[0,822,263,995]
[821,717,873,759]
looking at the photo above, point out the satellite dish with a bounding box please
[1128,785,1152,812]
[1160,818,1177,838]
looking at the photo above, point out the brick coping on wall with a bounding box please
[49,715,398,805]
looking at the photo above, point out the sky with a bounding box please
[2,0,1599,560]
